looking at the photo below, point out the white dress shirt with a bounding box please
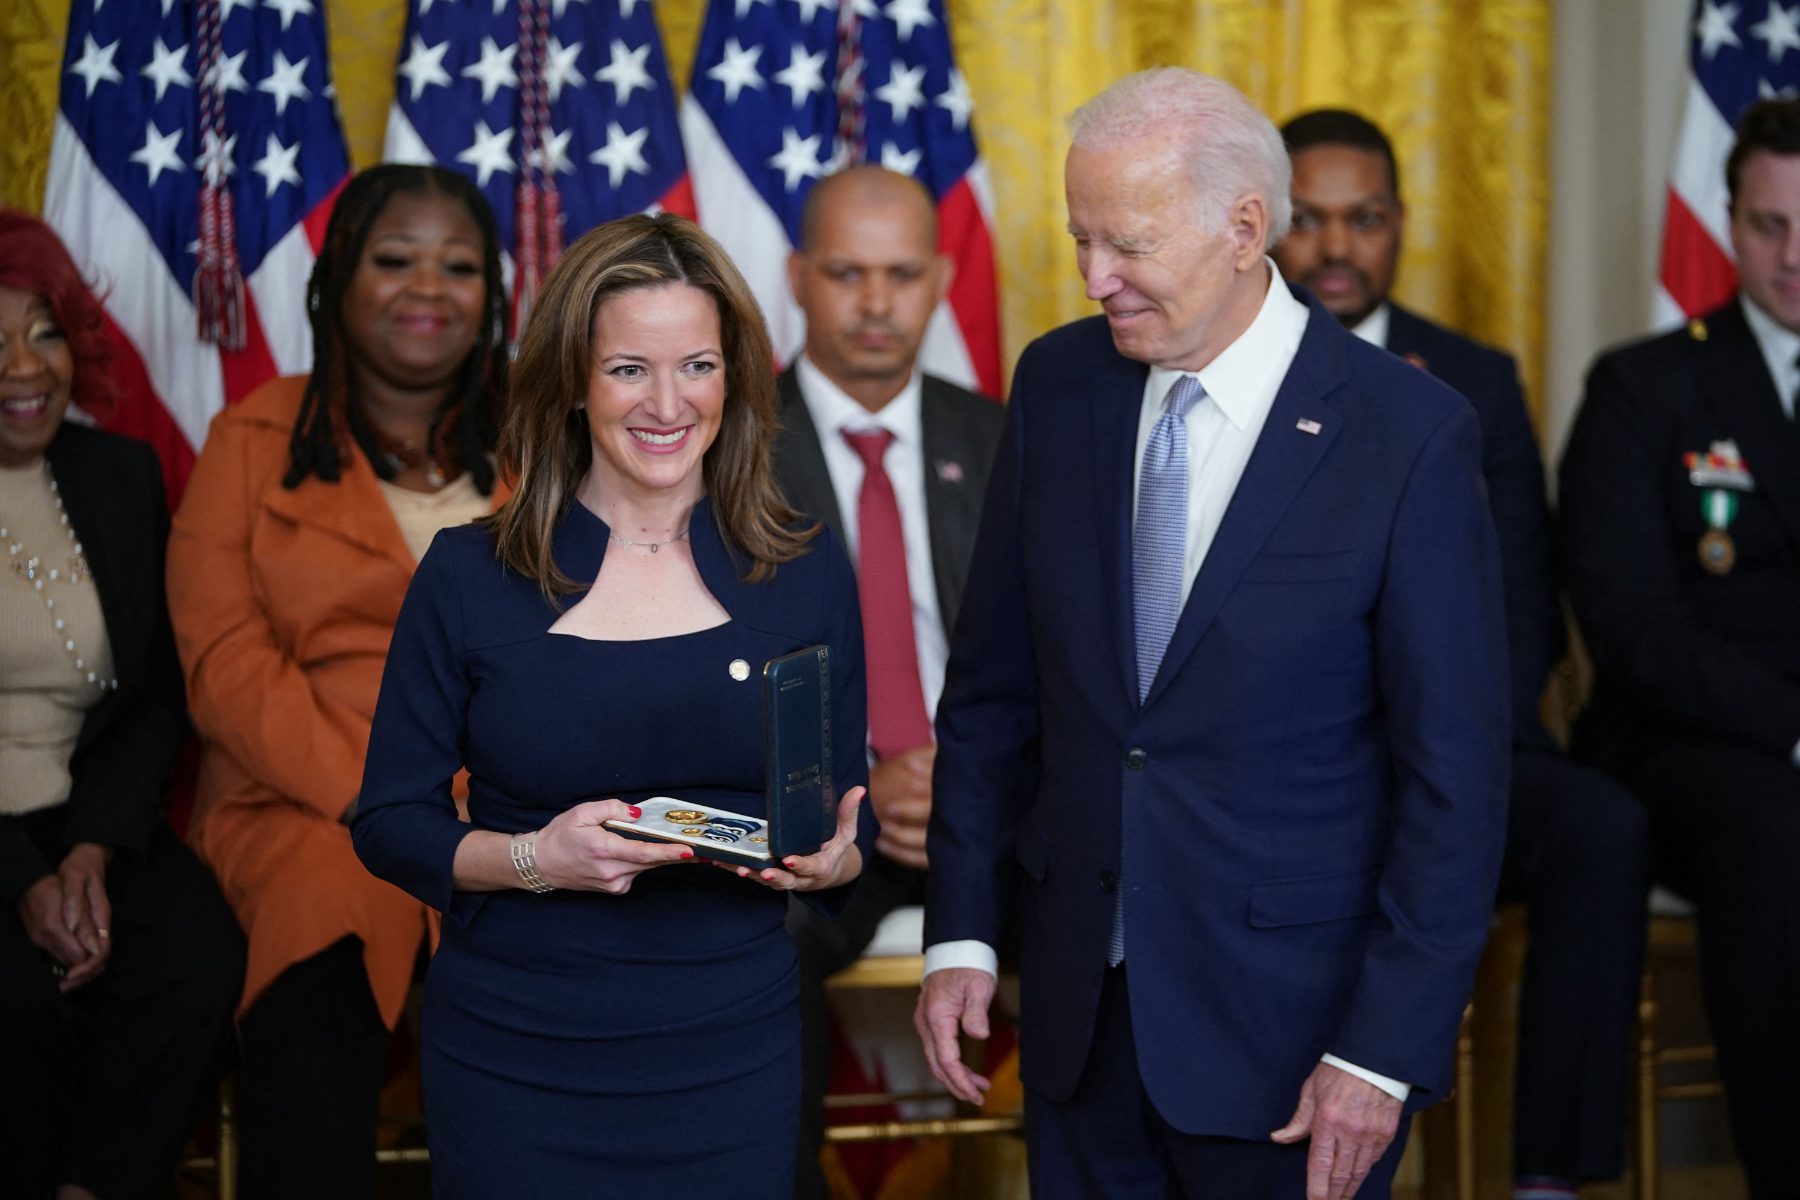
[1348,303,1392,351]
[923,264,1411,1102]
[794,355,950,729]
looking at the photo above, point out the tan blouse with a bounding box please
[377,472,490,564]
[0,460,115,816]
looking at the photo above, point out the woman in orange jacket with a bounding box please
[167,165,510,1200]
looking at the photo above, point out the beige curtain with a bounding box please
[2,0,1549,411]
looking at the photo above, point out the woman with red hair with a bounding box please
[0,210,244,1199]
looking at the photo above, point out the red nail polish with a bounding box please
[680,849,694,859]
[628,805,642,818]
[783,859,798,870]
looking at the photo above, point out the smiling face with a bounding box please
[0,285,75,467]
[582,283,726,507]
[1273,144,1403,327]
[338,190,487,394]
[1730,150,1800,334]
[1064,133,1268,371]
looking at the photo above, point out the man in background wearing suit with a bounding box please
[774,164,1005,1200]
[915,69,1510,1199]
[1560,97,1800,1199]
[1272,109,1650,1200]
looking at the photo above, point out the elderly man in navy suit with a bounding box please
[1273,109,1650,1200]
[914,70,1511,1200]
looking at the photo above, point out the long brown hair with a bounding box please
[490,213,813,601]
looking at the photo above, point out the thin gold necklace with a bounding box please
[608,528,690,554]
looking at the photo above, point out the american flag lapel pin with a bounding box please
[936,459,965,483]
[1296,418,1323,436]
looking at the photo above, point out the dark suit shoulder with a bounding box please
[1335,324,1475,433]
[48,421,162,478]
[1388,306,1517,376]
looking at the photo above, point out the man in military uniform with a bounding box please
[1274,109,1650,1200]
[1560,96,1800,1198]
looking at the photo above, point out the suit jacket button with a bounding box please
[1125,748,1148,770]
[1099,871,1117,892]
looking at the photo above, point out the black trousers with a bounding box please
[236,935,391,1200]
[1026,965,1411,1199]
[1497,747,1651,1181]
[786,852,927,1200]
[1616,735,1800,1200]
[0,818,244,1200]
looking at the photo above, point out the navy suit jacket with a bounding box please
[926,289,1511,1136]
[1562,298,1800,767]
[1385,304,1561,749]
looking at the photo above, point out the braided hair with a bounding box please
[284,164,508,493]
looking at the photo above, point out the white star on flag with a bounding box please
[196,129,238,185]
[531,127,576,176]
[775,45,827,108]
[589,121,650,187]
[140,37,192,103]
[791,0,835,20]
[203,48,251,95]
[544,37,585,102]
[456,120,515,186]
[253,132,303,196]
[399,37,453,101]
[884,0,936,42]
[265,0,317,32]
[1752,3,1800,62]
[129,121,185,185]
[461,36,518,105]
[767,126,825,191]
[68,35,122,98]
[935,69,973,130]
[1697,1,1743,60]
[880,142,921,175]
[708,38,766,104]
[258,51,311,117]
[874,61,927,119]
[596,39,653,105]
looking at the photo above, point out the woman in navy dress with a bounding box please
[353,213,873,1196]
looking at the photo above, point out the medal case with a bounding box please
[603,646,836,869]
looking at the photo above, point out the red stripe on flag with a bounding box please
[1660,188,1738,319]
[938,178,1002,399]
[657,172,697,221]
[303,177,347,255]
[220,291,281,406]
[94,312,198,509]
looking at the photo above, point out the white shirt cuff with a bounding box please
[923,940,999,977]
[1320,1054,1411,1102]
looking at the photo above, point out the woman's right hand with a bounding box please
[531,799,695,894]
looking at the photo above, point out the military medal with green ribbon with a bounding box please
[1698,488,1738,575]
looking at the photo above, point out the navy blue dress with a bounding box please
[353,498,870,1197]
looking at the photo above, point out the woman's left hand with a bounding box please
[718,786,865,893]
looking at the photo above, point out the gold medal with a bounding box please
[1699,528,1736,575]
[680,827,707,836]
[750,836,768,843]
[664,810,708,823]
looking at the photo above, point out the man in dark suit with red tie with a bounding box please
[915,70,1510,1199]
[1272,109,1651,1200]
[771,164,1004,1200]
[1560,98,1800,1198]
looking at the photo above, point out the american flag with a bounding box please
[385,0,693,325]
[680,0,1001,398]
[44,0,351,504]
[1656,0,1800,323]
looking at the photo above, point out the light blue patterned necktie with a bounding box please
[1112,374,1203,966]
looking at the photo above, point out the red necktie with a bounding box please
[843,429,933,758]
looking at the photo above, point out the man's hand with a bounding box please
[1270,1061,1403,1200]
[913,966,995,1105]
[870,745,934,869]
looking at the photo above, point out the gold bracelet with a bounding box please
[509,833,554,893]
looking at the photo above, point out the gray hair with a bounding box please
[1068,68,1292,249]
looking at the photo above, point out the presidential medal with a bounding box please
[664,810,708,824]
[1699,528,1737,575]
[680,827,707,836]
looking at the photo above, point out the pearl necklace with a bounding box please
[2,463,118,692]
